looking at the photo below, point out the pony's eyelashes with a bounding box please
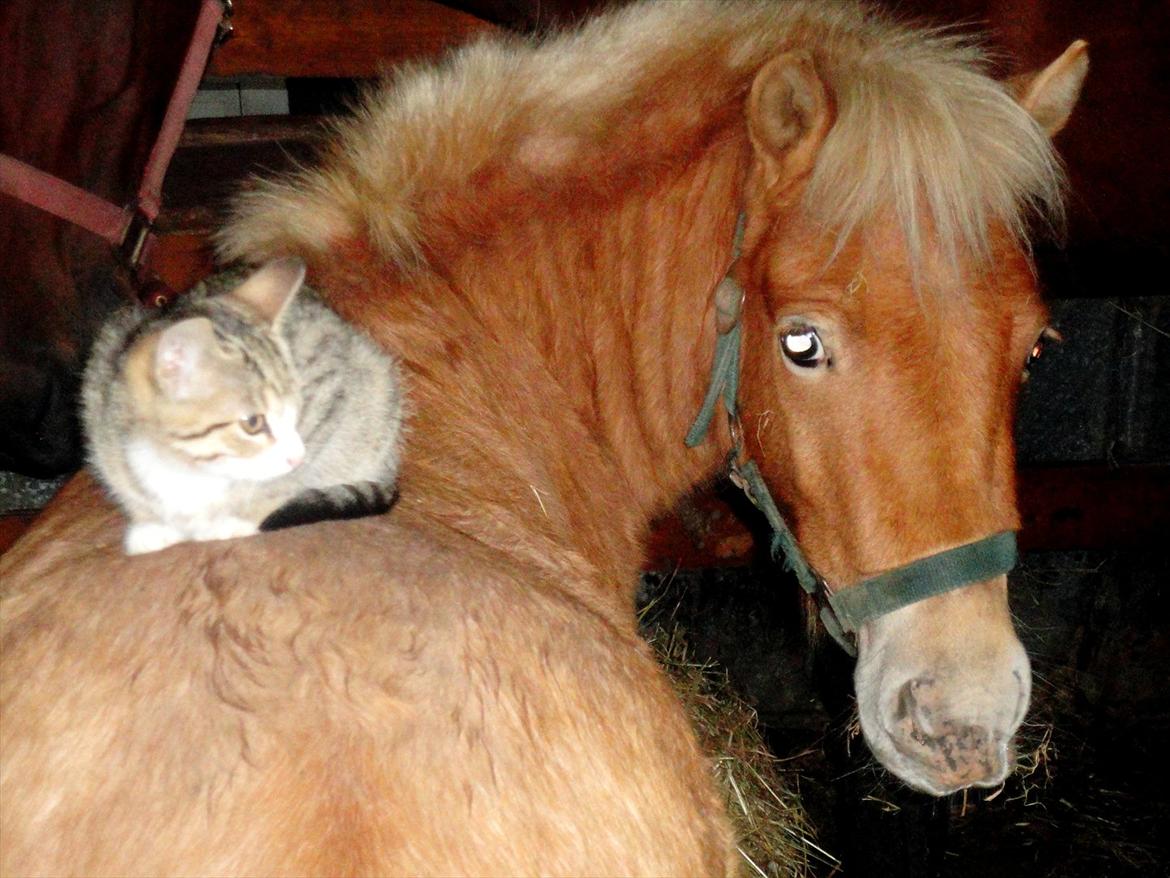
[779,323,832,373]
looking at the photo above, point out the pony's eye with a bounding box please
[1028,339,1044,365]
[780,327,828,369]
[1022,327,1060,381]
[239,413,268,435]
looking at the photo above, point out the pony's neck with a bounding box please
[325,135,746,619]
[502,140,746,512]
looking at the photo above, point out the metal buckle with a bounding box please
[118,207,154,270]
[136,276,178,310]
[215,0,235,45]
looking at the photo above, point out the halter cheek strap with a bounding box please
[685,274,1018,656]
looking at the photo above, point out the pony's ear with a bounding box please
[1009,40,1089,136]
[229,257,307,325]
[746,50,834,193]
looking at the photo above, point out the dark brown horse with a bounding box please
[0,0,198,475]
[1,1,1086,873]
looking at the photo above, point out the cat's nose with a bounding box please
[282,434,306,470]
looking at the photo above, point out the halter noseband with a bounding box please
[685,240,1017,656]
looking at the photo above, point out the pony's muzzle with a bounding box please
[854,569,1033,796]
[885,667,1029,794]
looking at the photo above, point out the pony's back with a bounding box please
[0,480,732,876]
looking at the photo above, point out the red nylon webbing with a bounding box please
[0,154,128,246]
[0,0,228,279]
[137,0,227,220]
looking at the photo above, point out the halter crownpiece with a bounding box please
[684,224,1018,656]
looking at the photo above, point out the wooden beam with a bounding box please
[208,0,501,79]
[177,115,327,148]
[643,465,1170,570]
[1017,463,1170,553]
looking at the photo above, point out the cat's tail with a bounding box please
[259,481,398,532]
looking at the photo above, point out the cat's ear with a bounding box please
[230,258,307,325]
[155,318,217,400]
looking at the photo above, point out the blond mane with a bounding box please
[217,0,1064,272]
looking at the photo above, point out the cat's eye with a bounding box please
[780,326,829,370]
[239,414,268,435]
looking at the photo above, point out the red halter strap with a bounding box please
[0,0,232,307]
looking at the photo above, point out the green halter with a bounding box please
[684,275,1017,656]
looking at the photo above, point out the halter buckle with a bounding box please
[215,0,235,45]
[118,207,155,270]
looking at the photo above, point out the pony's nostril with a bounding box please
[894,680,916,722]
[893,677,937,732]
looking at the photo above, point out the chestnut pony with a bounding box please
[1,2,1087,874]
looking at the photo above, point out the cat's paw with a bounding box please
[124,522,184,555]
[191,517,260,542]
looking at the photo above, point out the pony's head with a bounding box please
[734,40,1087,795]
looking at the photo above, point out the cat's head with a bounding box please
[126,259,308,481]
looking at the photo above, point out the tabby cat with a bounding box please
[82,258,405,555]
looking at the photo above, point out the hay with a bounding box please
[641,597,838,877]
[942,658,1167,875]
